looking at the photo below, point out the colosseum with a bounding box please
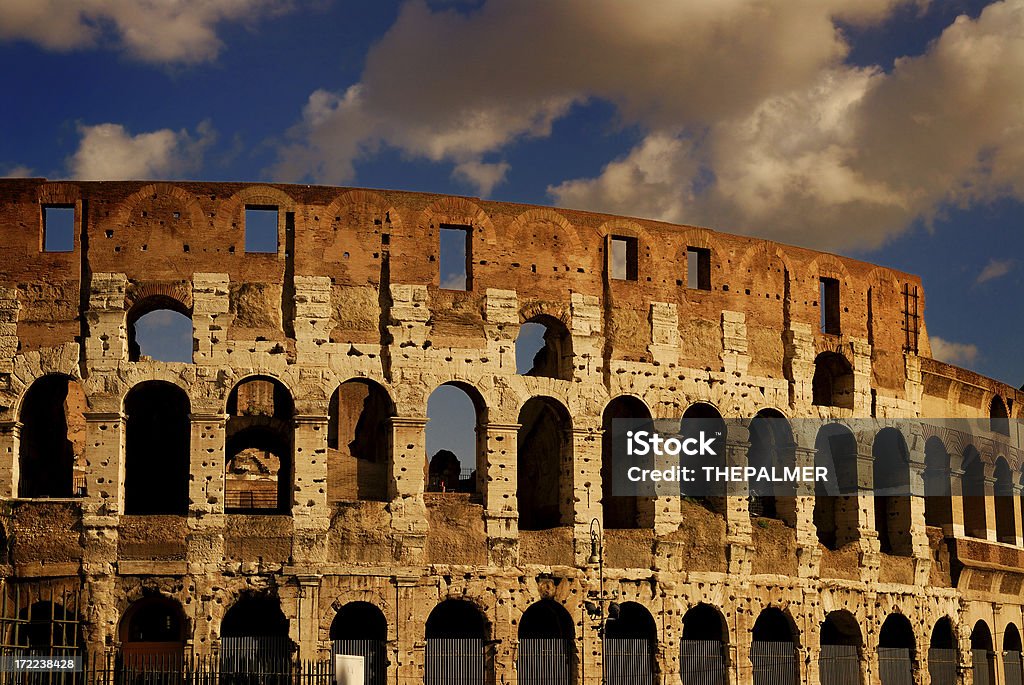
[0,177,1020,685]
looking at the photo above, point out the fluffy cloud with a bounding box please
[977,258,1016,284]
[1,165,33,178]
[0,0,294,64]
[929,336,980,367]
[68,122,215,180]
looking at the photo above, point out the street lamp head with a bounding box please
[588,535,601,565]
[584,601,602,619]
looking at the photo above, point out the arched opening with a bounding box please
[601,397,654,529]
[751,608,798,685]
[812,352,854,409]
[924,437,952,530]
[331,602,387,685]
[225,377,294,514]
[680,603,727,685]
[680,403,727,511]
[877,614,915,684]
[17,374,88,498]
[747,410,796,525]
[124,382,190,515]
[928,618,957,685]
[128,296,193,363]
[119,595,187,670]
[995,457,1016,544]
[426,383,484,495]
[16,600,83,657]
[604,601,656,684]
[424,599,488,684]
[971,620,996,685]
[515,316,573,380]
[991,395,1010,436]
[517,600,575,684]
[220,594,291,675]
[813,424,859,550]
[518,397,572,530]
[327,380,394,502]
[962,447,987,539]
[819,611,862,685]
[1006,624,1023,685]
[872,428,912,556]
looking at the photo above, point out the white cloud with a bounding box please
[1,165,33,178]
[930,336,980,367]
[977,258,1015,284]
[68,122,216,180]
[0,0,295,64]
[452,160,510,197]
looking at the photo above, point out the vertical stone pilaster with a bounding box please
[293,414,330,565]
[84,273,127,369]
[982,474,998,542]
[293,276,332,366]
[482,422,519,566]
[570,426,602,564]
[388,417,429,563]
[192,273,232,364]
[721,310,750,375]
[950,467,967,538]
[0,420,21,498]
[570,293,602,379]
[794,445,822,578]
[649,302,679,365]
[189,413,227,516]
[0,287,20,375]
[784,322,815,410]
[84,411,125,515]
[393,576,420,685]
[294,575,321,660]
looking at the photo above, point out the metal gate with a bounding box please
[972,649,994,685]
[516,638,571,685]
[819,644,859,685]
[750,641,796,685]
[332,639,386,685]
[603,638,654,685]
[928,647,957,685]
[877,647,913,685]
[679,640,725,685]
[424,638,484,685]
[1006,650,1024,685]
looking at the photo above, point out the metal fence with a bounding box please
[603,638,654,685]
[819,644,859,685]
[927,648,957,685]
[973,649,994,685]
[331,640,385,685]
[1006,650,1024,685]
[679,640,725,685]
[876,647,913,685]
[516,638,572,685]
[423,638,485,685]
[750,641,796,685]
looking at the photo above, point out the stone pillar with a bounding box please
[571,293,603,379]
[393,577,420,685]
[649,302,680,366]
[570,426,602,565]
[723,437,753,576]
[293,276,332,366]
[720,310,749,375]
[1013,484,1024,547]
[908,461,932,584]
[84,411,125,515]
[294,575,321,660]
[192,273,232,365]
[854,444,880,583]
[481,422,519,566]
[0,420,21,498]
[794,445,821,578]
[189,413,227,516]
[388,417,429,564]
[950,467,967,539]
[982,474,998,542]
[293,414,330,521]
[84,273,128,369]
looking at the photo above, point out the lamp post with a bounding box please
[585,517,620,684]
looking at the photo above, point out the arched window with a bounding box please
[515,316,573,380]
[747,409,795,525]
[225,378,294,514]
[995,457,1016,544]
[602,397,654,529]
[680,604,727,685]
[962,447,987,539]
[750,608,798,685]
[820,611,862,685]
[928,618,957,685]
[119,596,187,669]
[924,437,952,529]
[604,602,657,683]
[128,296,193,363]
[813,424,859,550]
[1005,624,1023,685]
[872,428,912,556]
[518,397,573,530]
[331,602,387,685]
[426,383,485,495]
[991,395,1010,436]
[18,375,87,498]
[680,403,727,510]
[812,352,854,409]
[424,599,488,684]
[878,614,915,684]
[124,382,190,515]
[517,600,576,683]
[220,594,291,675]
[327,380,394,502]
[971,621,995,685]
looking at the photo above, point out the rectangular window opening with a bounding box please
[42,205,75,252]
[610,236,638,281]
[902,283,920,353]
[820,277,841,334]
[244,205,279,253]
[686,247,711,290]
[439,224,471,290]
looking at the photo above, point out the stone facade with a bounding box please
[0,178,1021,684]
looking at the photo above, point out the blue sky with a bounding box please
[2,0,1022,390]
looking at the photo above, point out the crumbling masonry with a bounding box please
[0,178,1021,684]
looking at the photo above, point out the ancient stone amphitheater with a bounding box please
[0,178,1020,685]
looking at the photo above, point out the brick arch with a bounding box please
[509,207,584,257]
[116,589,194,641]
[317,190,397,266]
[219,371,297,412]
[323,590,395,639]
[673,226,725,260]
[117,372,193,412]
[420,196,496,246]
[737,240,796,279]
[519,301,570,327]
[125,281,193,313]
[216,185,299,227]
[36,182,82,206]
[596,218,653,244]
[109,183,205,229]
[805,253,853,286]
